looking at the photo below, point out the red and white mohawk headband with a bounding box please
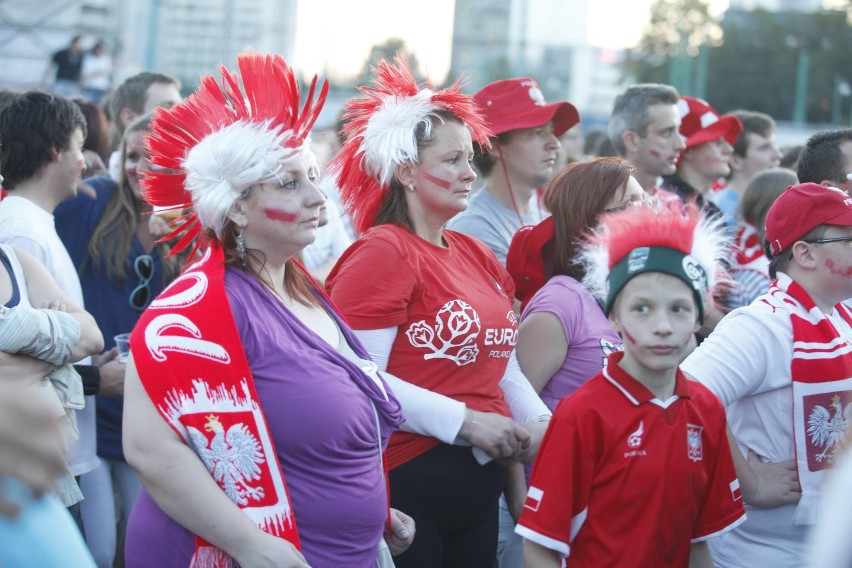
[330,55,491,234]
[142,52,328,257]
[577,203,729,323]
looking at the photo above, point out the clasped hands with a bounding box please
[460,410,547,464]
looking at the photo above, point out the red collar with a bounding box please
[602,351,691,406]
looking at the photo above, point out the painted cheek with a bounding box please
[621,325,638,345]
[825,259,852,277]
[264,208,299,222]
[422,169,452,189]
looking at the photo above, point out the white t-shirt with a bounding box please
[0,196,98,476]
[681,273,852,567]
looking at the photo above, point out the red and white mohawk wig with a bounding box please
[329,55,491,234]
[576,202,729,323]
[142,52,328,257]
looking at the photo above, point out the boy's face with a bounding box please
[811,225,852,301]
[610,272,700,379]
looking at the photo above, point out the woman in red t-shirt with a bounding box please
[326,57,550,568]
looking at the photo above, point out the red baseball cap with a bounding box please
[506,217,556,310]
[677,96,742,149]
[765,182,852,256]
[474,78,580,137]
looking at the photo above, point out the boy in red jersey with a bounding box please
[516,203,746,567]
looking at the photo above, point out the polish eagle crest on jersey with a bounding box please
[686,424,704,462]
[805,393,852,468]
[406,299,482,366]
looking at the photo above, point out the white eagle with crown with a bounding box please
[188,413,266,505]
[807,395,852,464]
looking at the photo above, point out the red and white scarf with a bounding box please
[763,276,852,525]
[731,222,768,277]
[130,244,300,566]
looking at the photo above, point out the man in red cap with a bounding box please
[682,182,852,567]
[662,96,743,212]
[448,78,579,266]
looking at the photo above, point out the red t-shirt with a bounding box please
[516,352,745,567]
[327,224,515,468]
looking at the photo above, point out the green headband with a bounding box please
[605,246,709,322]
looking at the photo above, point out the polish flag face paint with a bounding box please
[264,208,299,222]
[621,325,638,345]
[422,170,452,189]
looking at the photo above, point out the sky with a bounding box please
[294,0,732,82]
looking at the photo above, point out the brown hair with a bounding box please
[214,219,320,308]
[87,113,184,286]
[737,168,797,241]
[73,98,112,164]
[544,157,635,279]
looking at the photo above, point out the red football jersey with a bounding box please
[516,352,745,567]
[327,225,515,468]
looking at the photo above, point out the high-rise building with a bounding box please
[728,0,821,11]
[450,0,622,122]
[114,0,296,88]
[450,0,587,92]
[0,0,297,92]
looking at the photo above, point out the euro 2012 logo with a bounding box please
[406,300,482,366]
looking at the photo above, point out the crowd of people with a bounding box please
[0,36,851,568]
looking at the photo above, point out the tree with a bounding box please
[706,9,852,124]
[354,38,423,86]
[625,0,722,88]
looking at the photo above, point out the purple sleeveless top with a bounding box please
[125,267,400,567]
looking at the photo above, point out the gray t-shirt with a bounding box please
[447,188,544,265]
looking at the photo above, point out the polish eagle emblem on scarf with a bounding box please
[807,395,852,464]
[188,413,266,506]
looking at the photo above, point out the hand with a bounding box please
[40,299,68,312]
[94,348,125,397]
[460,410,531,462]
[0,381,66,517]
[148,213,172,239]
[81,149,107,179]
[517,420,550,465]
[385,508,415,556]
[233,532,310,568]
[77,181,98,200]
[742,450,800,508]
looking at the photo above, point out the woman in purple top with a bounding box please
[121,53,413,568]
[513,158,647,408]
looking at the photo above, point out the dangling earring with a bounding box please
[236,227,247,269]
[408,184,415,192]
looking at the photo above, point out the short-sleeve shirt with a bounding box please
[681,273,852,566]
[521,275,622,411]
[447,188,544,265]
[327,224,514,468]
[516,352,745,566]
[52,49,82,81]
[55,177,171,460]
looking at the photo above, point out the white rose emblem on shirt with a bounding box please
[406,299,481,366]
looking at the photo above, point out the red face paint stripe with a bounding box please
[264,208,299,222]
[621,325,637,345]
[422,170,452,189]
